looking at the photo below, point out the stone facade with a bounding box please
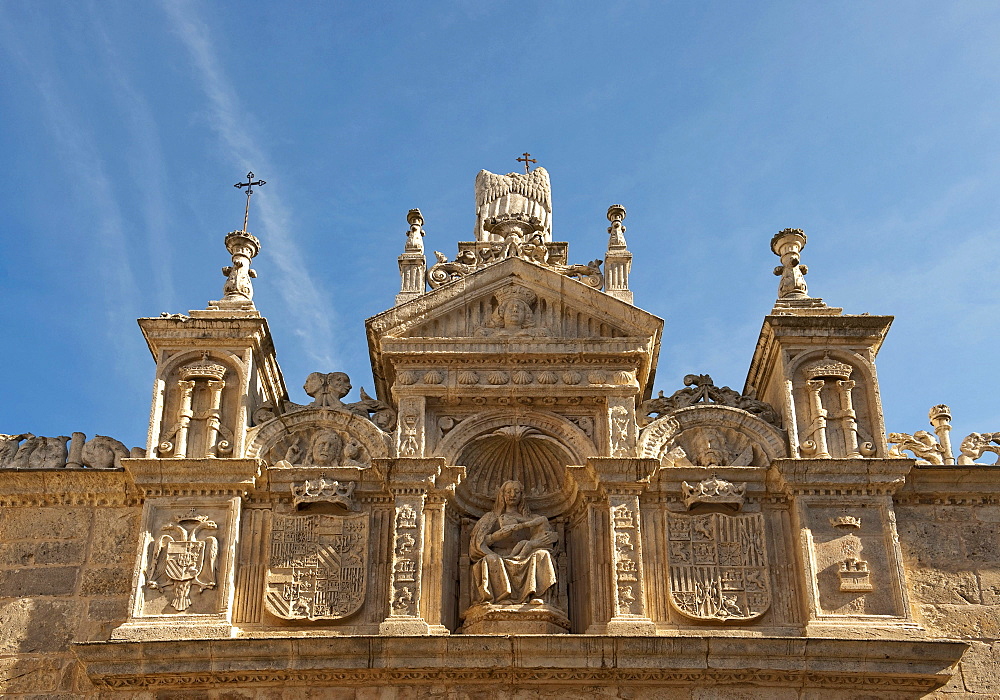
[1,167,999,697]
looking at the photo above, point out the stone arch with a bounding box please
[434,409,596,517]
[247,407,392,467]
[638,404,787,467]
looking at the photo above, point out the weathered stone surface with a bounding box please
[0,565,78,597]
[0,598,78,653]
[0,540,85,567]
[0,507,93,541]
[80,566,132,597]
[87,507,140,565]
[0,656,63,694]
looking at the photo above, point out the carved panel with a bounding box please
[247,408,392,466]
[265,512,369,620]
[666,512,771,622]
[388,500,423,617]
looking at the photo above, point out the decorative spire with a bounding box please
[395,209,427,306]
[212,172,264,310]
[604,205,632,304]
[404,209,425,254]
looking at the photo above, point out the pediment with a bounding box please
[368,257,662,342]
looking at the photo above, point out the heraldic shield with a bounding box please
[666,512,771,622]
[265,512,369,620]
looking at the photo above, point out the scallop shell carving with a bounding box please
[613,370,634,385]
[458,371,480,385]
[562,371,582,385]
[511,370,533,385]
[487,371,510,385]
[536,371,558,385]
[423,370,444,385]
[397,371,417,385]
[587,370,609,385]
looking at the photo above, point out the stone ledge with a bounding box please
[0,468,133,506]
[75,635,967,692]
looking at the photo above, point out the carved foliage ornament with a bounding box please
[147,514,219,612]
[254,372,397,432]
[640,375,780,428]
[666,512,771,622]
[266,512,369,620]
[682,476,747,510]
[291,478,359,511]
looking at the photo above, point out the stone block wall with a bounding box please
[896,500,1000,697]
[0,501,139,697]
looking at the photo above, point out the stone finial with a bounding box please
[404,209,425,254]
[218,230,260,307]
[770,228,809,300]
[474,167,553,242]
[607,204,627,248]
[928,404,955,465]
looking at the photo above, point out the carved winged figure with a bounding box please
[958,432,1000,465]
[474,168,553,241]
[147,515,219,612]
[888,431,946,465]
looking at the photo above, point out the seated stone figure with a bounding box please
[469,480,558,605]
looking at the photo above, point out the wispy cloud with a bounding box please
[160,0,338,368]
[0,10,141,361]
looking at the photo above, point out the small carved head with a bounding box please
[488,287,537,330]
[309,430,344,467]
[493,479,531,517]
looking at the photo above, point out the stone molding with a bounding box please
[0,466,135,506]
[123,457,265,498]
[75,635,967,692]
[768,458,914,496]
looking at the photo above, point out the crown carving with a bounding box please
[494,286,537,306]
[291,477,358,511]
[180,355,227,381]
[830,515,861,529]
[803,357,852,381]
[681,476,746,509]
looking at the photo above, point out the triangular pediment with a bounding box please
[368,257,662,342]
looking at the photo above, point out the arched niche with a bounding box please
[786,348,885,458]
[246,407,393,468]
[434,409,596,517]
[154,349,247,459]
[638,404,787,467]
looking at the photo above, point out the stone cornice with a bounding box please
[123,458,265,498]
[895,465,1000,504]
[768,458,915,496]
[74,635,966,692]
[0,467,135,507]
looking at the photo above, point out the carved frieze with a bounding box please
[265,512,369,621]
[666,512,771,622]
[681,476,747,510]
[388,502,422,617]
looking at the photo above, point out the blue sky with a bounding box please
[1,1,998,451]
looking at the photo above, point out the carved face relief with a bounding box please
[309,430,344,467]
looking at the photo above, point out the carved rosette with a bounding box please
[265,512,369,621]
[666,512,771,622]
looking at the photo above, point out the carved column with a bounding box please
[569,458,657,635]
[203,379,226,457]
[804,380,830,458]
[170,380,196,458]
[836,379,861,458]
[380,458,453,635]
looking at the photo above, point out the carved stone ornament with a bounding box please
[220,230,260,303]
[888,431,946,465]
[273,428,370,468]
[682,476,747,510]
[254,372,397,432]
[666,512,771,622]
[958,431,1000,465]
[474,286,550,337]
[427,244,603,291]
[291,477,359,511]
[3,434,68,469]
[640,374,780,428]
[146,514,219,612]
[469,480,558,606]
[266,512,369,620]
[404,208,425,254]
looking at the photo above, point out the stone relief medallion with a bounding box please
[666,512,770,622]
[265,512,369,621]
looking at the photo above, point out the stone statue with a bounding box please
[81,435,130,469]
[474,168,552,241]
[0,434,30,467]
[305,372,352,408]
[10,435,69,469]
[469,480,558,605]
[404,209,425,254]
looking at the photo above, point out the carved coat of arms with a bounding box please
[666,512,771,621]
[265,512,369,620]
